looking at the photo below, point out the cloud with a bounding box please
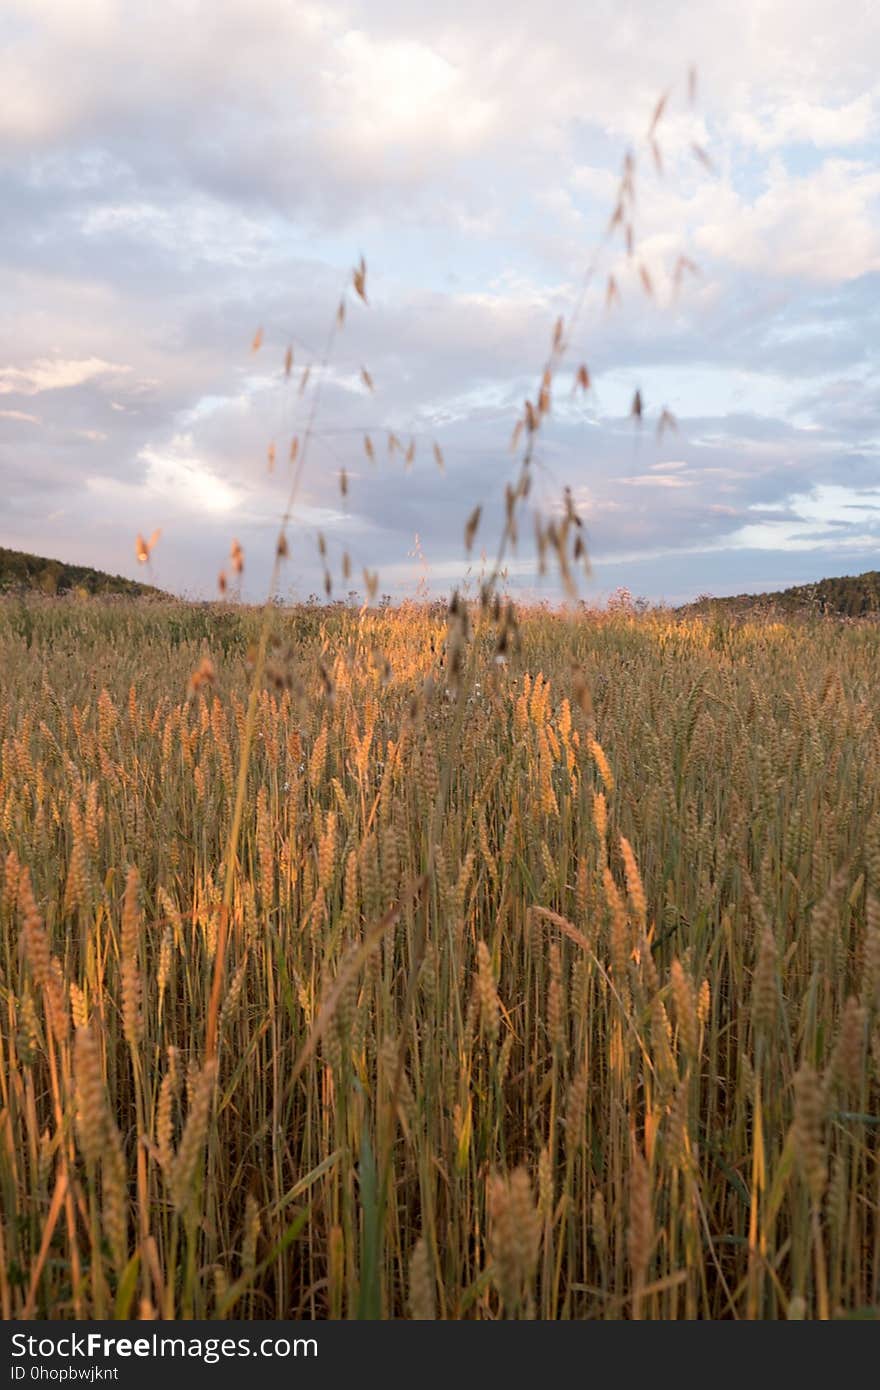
[0,356,131,395]
[696,159,880,281]
[619,473,690,488]
[730,93,877,150]
[2,0,880,603]
[331,29,496,153]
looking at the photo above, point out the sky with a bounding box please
[2,0,880,606]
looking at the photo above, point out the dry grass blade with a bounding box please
[22,1170,68,1320]
[283,880,425,1097]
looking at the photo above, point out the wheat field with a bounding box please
[1,593,878,1319]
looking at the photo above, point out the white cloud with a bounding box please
[330,29,495,152]
[619,473,690,488]
[0,357,131,395]
[696,159,880,281]
[730,484,880,550]
[138,437,242,516]
[730,93,877,150]
[80,197,276,268]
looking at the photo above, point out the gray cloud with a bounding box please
[2,1,880,603]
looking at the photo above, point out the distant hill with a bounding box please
[682,570,880,620]
[0,546,167,599]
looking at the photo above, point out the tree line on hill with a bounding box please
[684,571,880,619]
[0,546,165,599]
